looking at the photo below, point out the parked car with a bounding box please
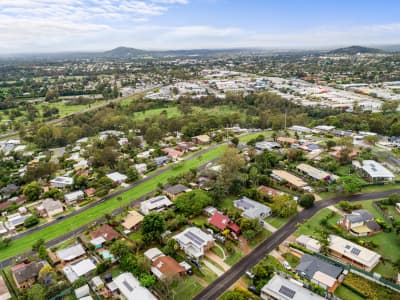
[245,270,255,279]
[247,285,259,295]
[282,260,292,271]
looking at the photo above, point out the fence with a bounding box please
[372,201,393,224]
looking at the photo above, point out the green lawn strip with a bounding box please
[282,252,300,268]
[210,246,224,259]
[0,145,226,261]
[294,208,341,237]
[170,277,203,300]
[334,285,365,300]
[266,216,291,229]
[248,229,272,249]
[372,261,398,279]
[361,183,400,193]
[224,250,244,266]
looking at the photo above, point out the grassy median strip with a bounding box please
[0,145,226,261]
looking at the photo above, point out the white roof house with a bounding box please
[289,125,312,134]
[173,227,215,258]
[353,160,394,181]
[64,190,85,205]
[255,141,281,151]
[261,274,324,300]
[63,259,96,283]
[144,248,164,262]
[295,235,321,253]
[74,284,90,299]
[56,243,86,261]
[233,197,272,219]
[50,176,74,188]
[106,172,127,184]
[134,163,147,174]
[140,195,173,215]
[113,272,157,300]
[5,213,32,230]
[38,198,64,217]
[328,235,381,271]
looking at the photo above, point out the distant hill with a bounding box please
[328,45,384,55]
[102,47,147,58]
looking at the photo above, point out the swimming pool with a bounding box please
[101,250,114,260]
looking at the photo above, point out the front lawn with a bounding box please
[248,229,272,249]
[266,215,291,229]
[282,252,300,268]
[225,249,244,266]
[170,277,203,300]
[294,208,341,237]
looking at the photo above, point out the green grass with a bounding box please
[361,183,400,193]
[0,145,227,262]
[170,277,203,300]
[372,261,399,279]
[248,229,272,249]
[266,216,291,229]
[334,285,365,300]
[224,248,244,266]
[294,208,341,237]
[282,252,300,268]
[198,265,218,283]
[211,246,224,259]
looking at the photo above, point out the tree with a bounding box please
[23,181,42,201]
[231,136,239,146]
[141,212,166,243]
[381,100,399,114]
[270,194,297,217]
[126,167,140,182]
[338,175,363,194]
[220,288,256,300]
[0,237,11,249]
[326,139,336,150]
[25,284,46,300]
[299,194,315,208]
[174,190,213,217]
[110,240,132,257]
[144,125,163,145]
[240,218,263,241]
[217,147,245,194]
[363,135,379,145]
[24,215,39,228]
[140,274,156,287]
[38,265,55,286]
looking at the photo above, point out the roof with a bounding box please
[209,212,230,231]
[122,210,144,229]
[277,137,298,144]
[106,172,127,182]
[164,184,190,196]
[257,186,284,198]
[64,190,84,201]
[295,254,343,283]
[12,261,47,285]
[69,259,96,277]
[272,170,307,188]
[359,160,394,179]
[90,224,120,241]
[295,235,321,252]
[289,125,312,133]
[328,235,381,268]
[144,248,164,262]
[152,256,185,278]
[56,243,86,261]
[50,176,73,185]
[255,141,281,150]
[113,272,157,300]
[233,196,271,219]
[261,274,324,300]
[74,284,90,298]
[90,236,106,246]
[345,209,374,223]
[140,195,173,214]
[297,163,331,181]
[174,227,214,257]
[193,135,210,143]
[41,198,63,213]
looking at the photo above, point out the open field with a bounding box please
[294,208,341,237]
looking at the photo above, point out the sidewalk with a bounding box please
[203,259,224,277]
[263,221,278,233]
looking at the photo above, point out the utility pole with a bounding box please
[284,108,287,130]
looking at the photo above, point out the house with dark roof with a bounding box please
[295,254,343,291]
[234,197,272,219]
[90,224,120,242]
[339,209,381,236]
[11,260,48,289]
[151,255,186,280]
[163,184,191,200]
[209,212,240,234]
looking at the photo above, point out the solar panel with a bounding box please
[184,231,205,246]
[351,248,361,255]
[123,280,133,292]
[279,285,296,299]
[150,196,165,204]
[345,245,351,250]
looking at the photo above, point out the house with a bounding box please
[328,235,381,271]
[258,186,285,199]
[289,125,312,134]
[122,210,144,231]
[173,227,215,258]
[352,160,395,182]
[234,197,272,219]
[50,176,74,188]
[277,137,298,145]
[295,235,321,253]
[64,190,85,205]
[106,172,127,184]
[63,259,96,283]
[56,243,86,262]
[192,134,211,144]
[36,198,64,217]
[151,255,186,280]
[75,284,90,299]
[261,274,324,300]
[314,125,335,132]
[209,212,240,234]
[339,209,381,236]
[154,156,169,166]
[91,276,104,291]
[163,184,191,200]
[144,248,164,262]
[295,254,343,291]
[330,146,359,160]
[271,170,307,189]
[0,275,11,300]
[296,163,334,181]
[0,222,7,235]
[90,224,120,242]
[134,163,147,174]
[140,195,173,215]
[176,141,195,152]
[162,148,184,159]
[90,236,106,249]
[85,188,96,197]
[5,213,32,230]
[255,141,281,151]
[0,184,19,200]
[11,260,48,289]
[113,272,157,300]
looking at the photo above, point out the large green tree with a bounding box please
[141,212,166,243]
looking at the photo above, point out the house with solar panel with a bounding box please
[261,274,324,300]
[352,160,395,182]
[328,235,381,271]
[140,195,173,215]
[173,227,215,258]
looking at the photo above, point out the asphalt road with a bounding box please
[193,189,400,300]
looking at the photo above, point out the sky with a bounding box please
[1,0,400,54]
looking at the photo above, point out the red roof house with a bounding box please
[162,148,184,158]
[90,224,120,241]
[209,212,240,234]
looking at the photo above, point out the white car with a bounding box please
[282,260,292,271]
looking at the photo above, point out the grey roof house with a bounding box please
[234,196,272,219]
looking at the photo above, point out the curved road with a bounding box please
[193,189,400,300]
